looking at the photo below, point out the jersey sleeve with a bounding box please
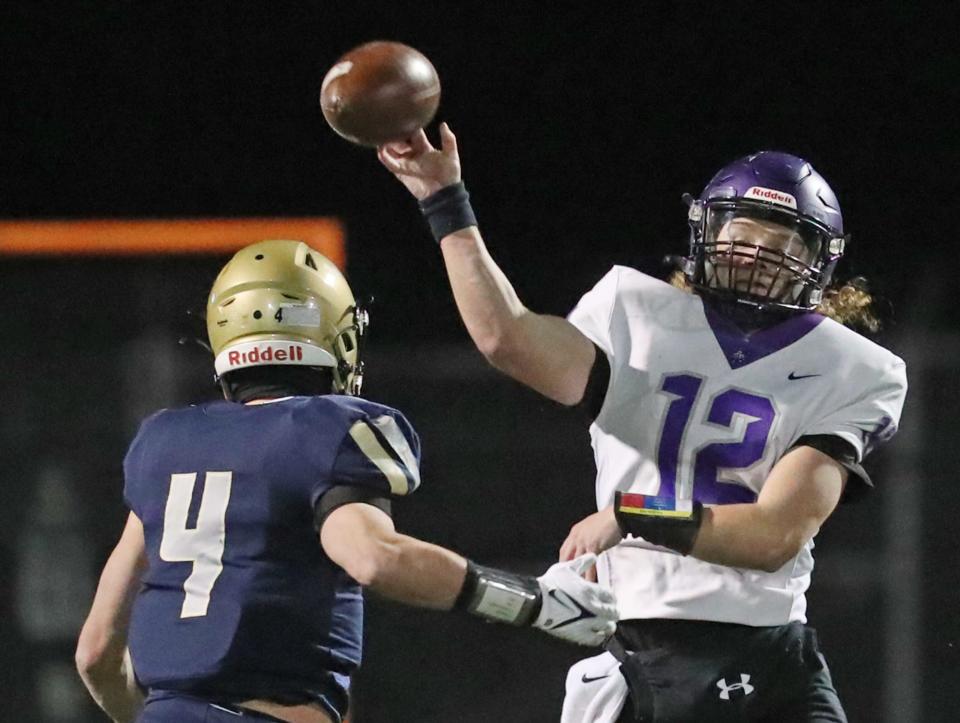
[566,266,621,355]
[801,359,907,463]
[122,410,164,517]
[325,408,422,501]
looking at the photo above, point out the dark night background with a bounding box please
[1,2,957,722]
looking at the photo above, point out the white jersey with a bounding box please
[567,266,907,626]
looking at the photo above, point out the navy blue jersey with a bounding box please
[123,395,421,719]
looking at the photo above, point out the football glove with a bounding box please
[533,554,618,647]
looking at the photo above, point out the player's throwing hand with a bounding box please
[378,122,461,200]
[533,554,618,647]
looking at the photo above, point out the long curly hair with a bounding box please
[668,271,882,334]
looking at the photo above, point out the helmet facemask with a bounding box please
[685,199,845,312]
[331,301,369,396]
[682,151,848,314]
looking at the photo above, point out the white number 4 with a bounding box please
[160,471,232,618]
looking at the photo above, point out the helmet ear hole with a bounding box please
[304,253,318,270]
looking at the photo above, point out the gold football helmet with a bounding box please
[206,239,367,395]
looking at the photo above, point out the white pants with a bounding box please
[560,651,629,723]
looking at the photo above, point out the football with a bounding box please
[320,41,441,147]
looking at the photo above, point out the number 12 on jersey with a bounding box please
[657,374,774,505]
[160,472,232,618]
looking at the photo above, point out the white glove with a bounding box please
[533,554,618,646]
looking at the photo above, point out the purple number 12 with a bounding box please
[657,374,774,505]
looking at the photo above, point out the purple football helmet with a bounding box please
[683,151,848,312]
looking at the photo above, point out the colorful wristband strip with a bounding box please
[613,492,703,555]
[616,493,696,518]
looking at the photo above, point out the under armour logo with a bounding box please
[716,674,754,700]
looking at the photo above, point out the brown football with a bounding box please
[320,41,441,147]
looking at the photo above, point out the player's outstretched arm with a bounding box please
[320,502,617,645]
[691,445,848,571]
[320,499,466,608]
[560,445,848,573]
[378,125,596,406]
[76,512,147,723]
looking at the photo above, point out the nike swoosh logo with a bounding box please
[581,674,610,684]
[788,372,822,380]
[547,589,594,629]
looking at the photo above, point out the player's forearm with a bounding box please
[76,614,141,721]
[689,447,844,572]
[361,532,468,610]
[76,647,143,723]
[440,227,528,359]
[440,227,594,404]
[690,504,809,573]
[76,513,147,721]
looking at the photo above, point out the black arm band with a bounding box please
[418,181,478,243]
[453,560,542,626]
[314,486,392,530]
[790,434,872,502]
[613,492,703,555]
[575,344,611,421]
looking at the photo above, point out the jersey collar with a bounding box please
[702,301,825,369]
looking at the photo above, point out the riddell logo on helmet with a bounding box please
[744,186,797,209]
[226,344,304,367]
[214,339,336,376]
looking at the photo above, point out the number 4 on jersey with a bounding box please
[160,472,232,618]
